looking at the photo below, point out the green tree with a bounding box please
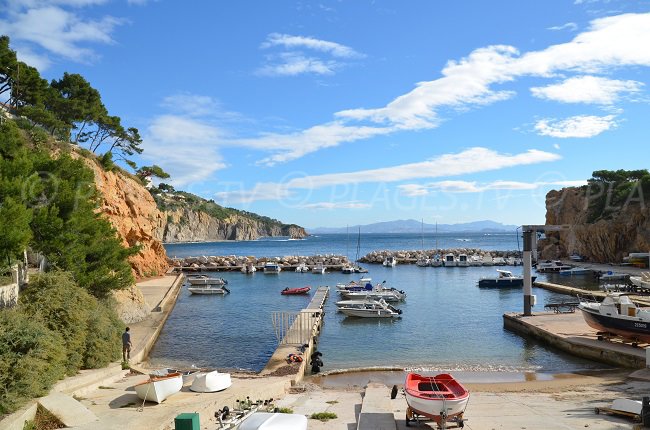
[0,197,32,266]
[137,164,170,181]
[0,35,18,102]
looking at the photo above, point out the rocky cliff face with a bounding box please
[84,160,169,278]
[162,208,308,243]
[542,187,650,262]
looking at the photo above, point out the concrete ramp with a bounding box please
[357,382,396,430]
[38,392,97,427]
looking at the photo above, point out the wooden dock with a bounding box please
[261,287,330,382]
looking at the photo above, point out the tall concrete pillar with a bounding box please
[523,229,534,316]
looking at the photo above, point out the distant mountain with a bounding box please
[308,219,519,234]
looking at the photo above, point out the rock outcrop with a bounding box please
[161,208,308,243]
[542,187,650,262]
[84,160,169,278]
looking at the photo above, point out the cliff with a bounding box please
[84,160,169,277]
[542,185,650,262]
[163,208,307,242]
[152,189,308,243]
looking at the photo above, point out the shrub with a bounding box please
[310,412,337,421]
[83,297,124,369]
[20,272,93,374]
[0,310,66,415]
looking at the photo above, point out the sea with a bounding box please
[148,232,609,377]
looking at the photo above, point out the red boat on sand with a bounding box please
[404,372,469,428]
[281,286,311,295]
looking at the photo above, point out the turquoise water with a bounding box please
[149,233,607,374]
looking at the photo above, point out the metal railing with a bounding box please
[271,310,321,345]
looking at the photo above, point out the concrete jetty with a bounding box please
[261,286,329,382]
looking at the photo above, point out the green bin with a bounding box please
[175,412,199,430]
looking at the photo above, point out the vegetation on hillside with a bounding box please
[584,169,650,223]
[150,183,303,230]
[0,272,123,415]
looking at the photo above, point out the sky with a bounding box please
[1,0,650,228]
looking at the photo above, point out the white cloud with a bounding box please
[215,183,293,204]
[300,201,371,210]
[216,148,561,203]
[261,33,364,59]
[534,114,617,138]
[547,22,578,31]
[0,4,124,67]
[257,53,338,77]
[140,115,227,186]
[531,75,643,104]
[285,147,560,189]
[398,179,588,197]
[257,33,364,77]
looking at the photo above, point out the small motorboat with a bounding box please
[630,272,650,289]
[596,271,629,282]
[241,263,257,274]
[578,293,650,343]
[457,254,469,267]
[134,372,183,404]
[340,286,406,302]
[336,277,374,292]
[263,262,281,274]
[189,370,232,393]
[188,285,230,295]
[187,275,228,286]
[383,256,397,267]
[281,286,311,295]
[559,267,591,276]
[311,263,326,274]
[535,260,572,272]
[404,372,469,427]
[294,262,309,273]
[341,264,356,274]
[337,298,402,318]
[443,253,457,267]
[477,270,536,288]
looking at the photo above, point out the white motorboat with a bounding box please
[336,277,374,292]
[535,260,572,272]
[416,257,430,267]
[263,262,281,274]
[443,253,457,267]
[481,254,494,266]
[294,262,309,273]
[338,298,402,318]
[311,263,326,274]
[341,264,356,274]
[237,412,308,430]
[469,255,483,266]
[190,370,232,393]
[559,267,591,276]
[188,285,230,295]
[187,275,228,286]
[597,271,629,281]
[430,254,443,267]
[241,263,256,274]
[134,372,183,404]
[492,256,506,266]
[457,254,469,267]
[383,256,397,267]
[478,270,536,288]
[569,253,584,262]
[578,293,650,342]
[340,286,406,302]
[630,273,650,288]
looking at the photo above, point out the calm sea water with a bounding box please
[149,233,606,374]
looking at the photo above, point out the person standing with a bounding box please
[122,327,132,362]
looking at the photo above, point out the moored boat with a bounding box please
[443,253,457,267]
[535,260,572,272]
[478,270,536,288]
[311,263,326,274]
[134,372,183,404]
[559,267,591,276]
[187,275,228,286]
[337,298,402,318]
[404,372,469,427]
[188,285,230,295]
[281,286,311,295]
[578,293,650,343]
[189,370,232,393]
[383,256,397,267]
[596,271,629,282]
[457,254,469,267]
[295,262,309,273]
[340,285,406,302]
[241,263,257,274]
[263,262,281,274]
[630,272,650,289]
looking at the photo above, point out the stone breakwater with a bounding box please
[169,254,353,270]
[359,248,522,264]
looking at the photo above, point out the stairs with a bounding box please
[357,382,397,430]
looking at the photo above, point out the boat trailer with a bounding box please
[405,406,465,429]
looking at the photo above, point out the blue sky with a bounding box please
[1,0,649,228]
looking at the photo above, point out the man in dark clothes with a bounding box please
[310,351,323,374]
[122,327,132,362]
